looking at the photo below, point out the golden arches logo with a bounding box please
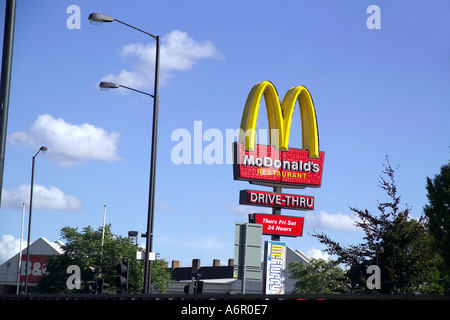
[238,81,319,158]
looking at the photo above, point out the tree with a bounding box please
[289,259,350,294]
[313,157,440,293]
[36,225,171,293]
[424,161,450,292]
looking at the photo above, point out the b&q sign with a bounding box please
[233,81,325,188]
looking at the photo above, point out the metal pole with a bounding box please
[0,0,17,206]
[16,202,25,294]
[143,35,160,294]
[23,147,45,293]
[118,84,154,97]
[90,16,160,294]
[101,205,107,247]
[271,187,282,241]
[24,154,36,293]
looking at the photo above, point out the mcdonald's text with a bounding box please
[233,142,324,188]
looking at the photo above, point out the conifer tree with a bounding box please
[313,157,440,293]
[424,161,450,293]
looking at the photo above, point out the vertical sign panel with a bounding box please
[234,223,262,281]
[264,240,286,295]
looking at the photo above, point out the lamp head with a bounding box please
[88,13,114,25]
[99,81,120,91]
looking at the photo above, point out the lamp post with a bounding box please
[24,146,47,293]
[99,82,154,97]
[0,0,17,207]
[89,13,160,294]
[376,244,384,266]
[16,202,25,294]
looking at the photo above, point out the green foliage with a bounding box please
[312,157,442,294]
[149,258,173,294]
[424,161,450,293]
[36,224,171,294]
[289,259,350,294]
[380,217,441,293]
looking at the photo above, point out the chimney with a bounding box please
[213,259,220,267]
[192,259,201,273]
[171,260,179,270]
[228,258,234,267]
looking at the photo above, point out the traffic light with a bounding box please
[184,283,193,294]
[196,280,204,294]
[97,277,109,294]
[87,268,105,294]
[116,259,129,290]
[87,280,97,294]
[184,273,204,294]
[87,278,109,294]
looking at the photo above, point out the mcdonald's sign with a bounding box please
[233,81,325,188]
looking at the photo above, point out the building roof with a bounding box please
[171,265,234,281]
[0,237,64,285]
[169,246,311,282]
[287,247,311,265]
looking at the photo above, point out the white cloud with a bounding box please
[307,248,330,260]
[2,184,82,211]
[101,30,223,88]
[305,211,362,232]
[228,208,361,232]
[8,114,121,166]
[0,234,21,264]
[156,202,173,212]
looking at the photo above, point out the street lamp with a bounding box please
[376,244,384,266]
[87,13,114,24]
[99,82,154,97]
[90,13,160,294]
[88,13,159,39]
[24,146,47,293]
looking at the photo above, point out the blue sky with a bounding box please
[0,0,449,268]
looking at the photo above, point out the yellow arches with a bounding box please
[238,81,319,158]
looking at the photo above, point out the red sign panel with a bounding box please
[240,189,314,211]
[233,142,325,188]
[20,255,50,283]
[249,213,305,237]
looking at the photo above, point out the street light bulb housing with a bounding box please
[99,81,120,91]
[40,146,48,153]
[88,13,114,25]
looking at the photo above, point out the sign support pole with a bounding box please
[268,187,281,294]
[271,187,282,241]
